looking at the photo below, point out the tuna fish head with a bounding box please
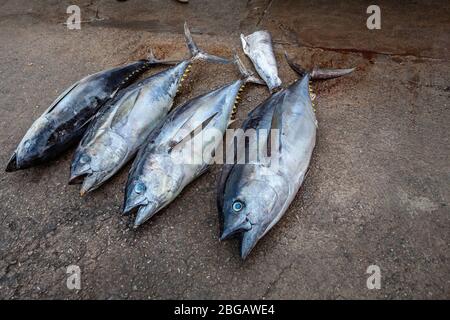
[6,116,54,171]
[123,154,182,227]
[69,151,93,185]
[220,165,289,259]
[69,131,129,195]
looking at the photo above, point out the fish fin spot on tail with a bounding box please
[309,83,317,104]
[177,63,192,93]
[231,102,238,121]
[231,83,247,121]
[184,22,230,64]
[229,54,264,121]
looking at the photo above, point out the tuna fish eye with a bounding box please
[232,201,244,212]
[134,182,146,194]
[80,155,90,164]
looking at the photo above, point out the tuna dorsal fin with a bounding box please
[244,92,282,161]
[243,93,278,131]
[268,96,284,155]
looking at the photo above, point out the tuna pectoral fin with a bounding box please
[285,52,355,80]
[169,111,218,153]
[5,152,18,172]
[184,22,230,64]
[233,53,265,85]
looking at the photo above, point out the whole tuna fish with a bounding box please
[5,54,171,172]
[69,23,229,195]
[218,53,355,259]
[241,30,282,92]
[123,55,262,227]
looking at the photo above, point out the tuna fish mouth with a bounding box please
[5,152,18,172]
[220,217,253,241]
[133,202,158,228]
[68,172,89,185]
[122,198,149,216]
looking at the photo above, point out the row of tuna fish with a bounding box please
[6,24,354,259]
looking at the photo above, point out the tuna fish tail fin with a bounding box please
[146,49,179,65]
[284,52,355,80]
[310,66,356,80]
[233,53,265,85]
[284,52,308,77]
[184,22,230,64]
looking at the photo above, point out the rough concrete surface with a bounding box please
[0,0,449,299]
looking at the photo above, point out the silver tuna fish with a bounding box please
[5,54,172,172]
[241,30,282,92]
[69,23,229,195]
[123,55,263,227]
[218,53,355,259]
